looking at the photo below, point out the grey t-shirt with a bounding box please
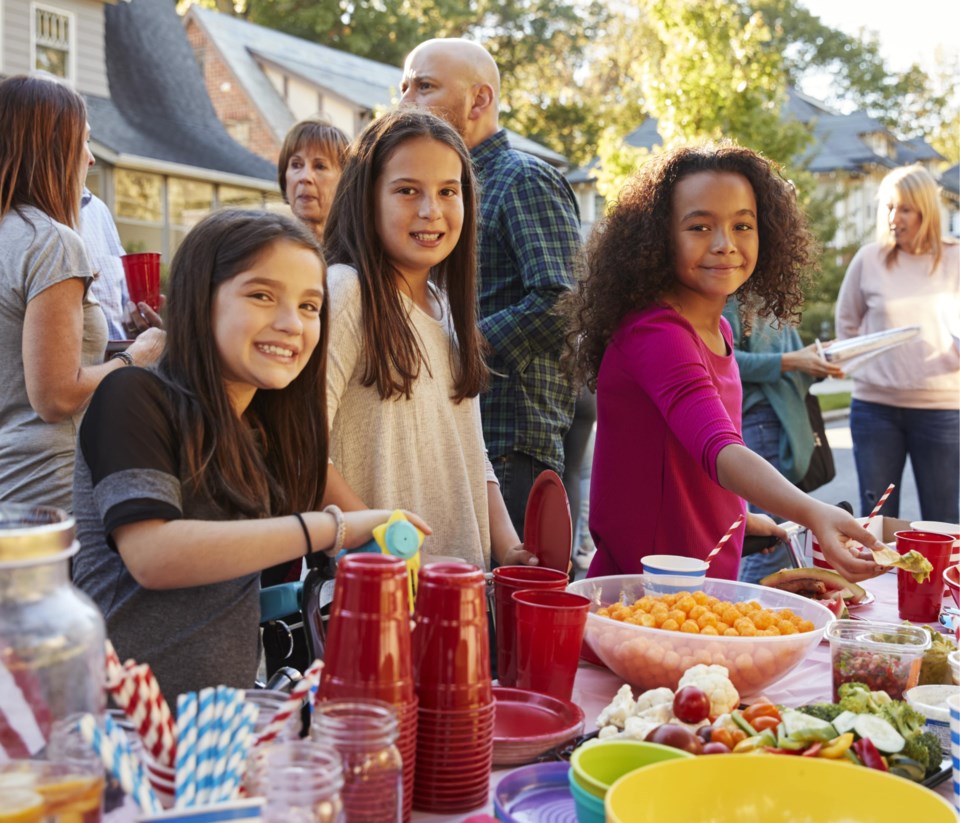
[0,206,107,510]
[72,368,261,701]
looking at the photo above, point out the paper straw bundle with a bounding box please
[78,712,162,813]
[254,658,324,747]
[174,685,258,807]
[104,641,176,767]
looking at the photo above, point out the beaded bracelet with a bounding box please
[324,504,346,554]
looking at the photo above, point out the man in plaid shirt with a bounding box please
[402,39,581,534]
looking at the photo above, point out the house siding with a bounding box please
[185,17,281,164]
[2,0,108,96]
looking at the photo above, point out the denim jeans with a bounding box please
[850,399,959,522]
[491,451,555,546]
[738,403,794,584]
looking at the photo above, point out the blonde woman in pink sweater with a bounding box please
[836,164,959,522]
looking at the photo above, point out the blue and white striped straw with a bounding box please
[79,713,161,813]
[217,700,259,802]
[194,686,217,805]
[175,691,198,808]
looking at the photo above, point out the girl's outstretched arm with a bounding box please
[112,508,428,590]
[487,482,538,567]
[716,443,884,582]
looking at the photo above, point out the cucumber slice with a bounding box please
[781,709,836,737]
[852,714,905,754]
[831,711,859,735]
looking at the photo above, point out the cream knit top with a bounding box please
[325,264,496,569]
[836,242,960,410]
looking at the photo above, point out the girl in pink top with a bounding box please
[564,144,883,582]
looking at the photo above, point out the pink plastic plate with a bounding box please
[524,470,573,572]
[491,687,585,766]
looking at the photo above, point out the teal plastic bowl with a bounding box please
[568,766,604,823]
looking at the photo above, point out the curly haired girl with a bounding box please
[563,142,883,582]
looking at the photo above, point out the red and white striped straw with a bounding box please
[865,483,895,523]
[254,658,324,747]
[706,515,744,565]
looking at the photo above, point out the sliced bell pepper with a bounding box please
[801,742,823,757]
[852,737,888,772]
[817,733,854,759]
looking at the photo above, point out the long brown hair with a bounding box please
[323,109,488,402]
[0,74,88,228]
[562,142,816,389]
[159,209,329,517]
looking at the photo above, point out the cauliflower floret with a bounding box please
[677,664,740,717]
[622,715,664,741]
[633,687,674,714]
[597,724,621,740]
[596,684,636,730]
[635,702,674,726]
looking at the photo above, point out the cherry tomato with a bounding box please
[701,741,731,755]
[673,686,711,724]
[645,724,703,755]
[750,715,781,733]
[709,728,735,749]
[696,725,714,744]
[743,701,781,724]
[728,729,747,746]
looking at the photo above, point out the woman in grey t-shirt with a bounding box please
[0,74,163,510]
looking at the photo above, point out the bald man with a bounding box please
[402,39,581,537]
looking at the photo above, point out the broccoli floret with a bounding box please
[880,701,927,738]
[799,703,844,723]
[915,731,944,777]
[836,682,892,714]
[838,684,874,714]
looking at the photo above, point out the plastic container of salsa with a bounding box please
[825,620,931,701]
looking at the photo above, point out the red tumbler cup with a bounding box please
[121,252,161,311]
[512,589,590,701]
[896,530,954,623]
[492,565,569,687]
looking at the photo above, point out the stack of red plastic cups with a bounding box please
[317,554,417,822]
[411,562,493,813]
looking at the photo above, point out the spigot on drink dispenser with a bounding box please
[344,510,424,613]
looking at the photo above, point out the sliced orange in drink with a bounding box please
[0,789,44,823]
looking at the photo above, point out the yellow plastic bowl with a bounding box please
[568,575,834,697]
[605,754,955,823]
[569,739,693,799]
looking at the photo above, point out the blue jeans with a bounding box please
[492,452,555,547]
[850,399,959,522]
[738,404,794,584]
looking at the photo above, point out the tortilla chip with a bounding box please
[870,546,934,583]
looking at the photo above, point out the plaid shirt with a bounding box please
[471,130,581,471]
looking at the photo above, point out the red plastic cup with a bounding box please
[512,589,590,701]
[492,565,569,687]
[322,554,413,692]
[121,252,161,310]
[413,564,491,709]
[896,530,954,622]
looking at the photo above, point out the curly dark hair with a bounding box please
[561,142,818,389]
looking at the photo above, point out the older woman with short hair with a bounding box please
[0,74,163,510]
[278,119,349,239]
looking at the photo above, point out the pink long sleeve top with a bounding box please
[586,305,747,581]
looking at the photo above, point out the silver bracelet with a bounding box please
[324,504,346,554]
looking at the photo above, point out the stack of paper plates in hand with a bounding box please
[825,325,920,363]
